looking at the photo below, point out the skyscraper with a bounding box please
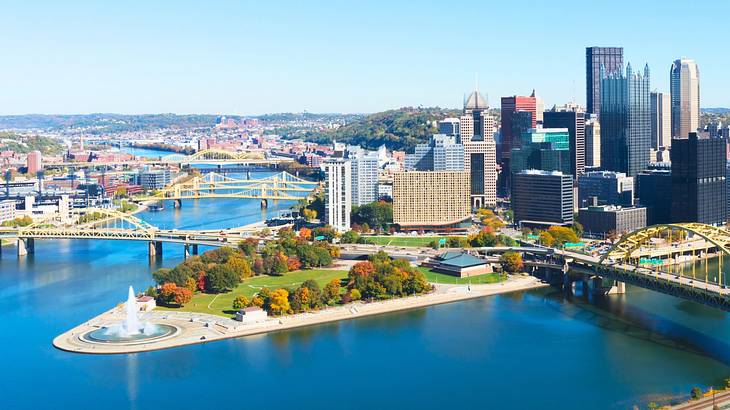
[461,90,497,208]
[510,128,571,176]
[586,47,624,116]
[670,58,700,138]
[404,134,464,172]
[584,115,601,169]
[321,158,351,233]
[600,63,651,177]
[649,91,671,149]
[346,147,380,206]
[500,95,537,160]
[543,108,586,178]
[671,132,726,225]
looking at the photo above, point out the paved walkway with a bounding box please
[53,275,547,355]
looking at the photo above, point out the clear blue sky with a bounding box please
[1,0,728,115]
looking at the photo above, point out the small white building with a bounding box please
[0,200,16,223]
[235,306,268,324]
[136,296,156,311]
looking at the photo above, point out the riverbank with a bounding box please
[53,275,547,355]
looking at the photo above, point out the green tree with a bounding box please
[690,387,703,400]
[206,264,240,293]
[341,230,361,244]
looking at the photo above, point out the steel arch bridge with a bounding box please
[160,149,272,164]
[134,171,319,202]
[0,207,271,256]
[599,223,730,265]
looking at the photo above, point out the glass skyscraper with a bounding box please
[586,47,623,116]
[600,63,651,177]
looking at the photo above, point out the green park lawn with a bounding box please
[366,236,465,247]
[417,267,505,285]
[157,269,348,318]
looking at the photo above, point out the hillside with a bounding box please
[300,107,462,151]
[0,132,64,155]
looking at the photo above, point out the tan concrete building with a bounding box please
[393,171,470,231]
[670,58,700,138]
[463,139,497,208]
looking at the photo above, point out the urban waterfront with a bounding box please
[1,200,728,409]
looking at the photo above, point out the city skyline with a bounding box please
[2,0,730,115]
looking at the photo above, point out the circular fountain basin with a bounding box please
[82,324,179,345]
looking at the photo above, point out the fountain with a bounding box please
[82,286,178,344]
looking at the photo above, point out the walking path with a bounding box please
[53,275,547,355]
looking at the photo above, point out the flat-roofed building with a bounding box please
[393,171,470,232]
[512,170,573,227]
[322,158,352,233]
[578,205,646,237]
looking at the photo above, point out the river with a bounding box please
[1,198,729,409]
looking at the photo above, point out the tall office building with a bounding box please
[321,158,352,233]
[405,134,464,171]
[512,170,574,226]
[577,171,634,207]
[438,118,460,136]
[670,58,700,138]
[543,108,586,178]
[586,46,624,116]
[600,63,652,177]
[650,91,671,149]
[500,95,537,160]
[510,128,571,176]
[392,171,471,232]
[636,166,672,225]
[584,115,601,169]
[461,89,497,208]
[531,89,544,125]
[671,132,726,225]
[347,148,380,206]
[460,90,495,144]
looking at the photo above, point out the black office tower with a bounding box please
[543,110,585,178]
[586,46,623,116]
[671,132,727,224]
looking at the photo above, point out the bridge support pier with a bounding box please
[17,238,34,257]
[608,281,626,295]
[148,241,163,257]
[192,244,198,255]
[184,244,197,259]
[173,199,182,209]
[260,199,268,209]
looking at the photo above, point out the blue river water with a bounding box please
[1,198,729,409]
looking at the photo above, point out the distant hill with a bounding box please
[701,108,730,114]
[0,114,220,133]
[299,107,462,151]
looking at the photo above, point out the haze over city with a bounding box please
[2,0,729,114]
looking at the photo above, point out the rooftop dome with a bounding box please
[464,90,488,111]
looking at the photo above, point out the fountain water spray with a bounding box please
[124,286,141,335]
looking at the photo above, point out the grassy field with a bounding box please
[157,269,348,318]
[417,267,505,285]
[366,236,465,247]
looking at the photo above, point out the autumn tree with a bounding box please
[322,279,341,305]
[500,252,524,273]
[232,295,250,310]
[268,288,291,315]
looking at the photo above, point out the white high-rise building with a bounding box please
[670,58,700,138]
[321,158,351,233]
[650,91,671,149]
[347,147,379,206]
